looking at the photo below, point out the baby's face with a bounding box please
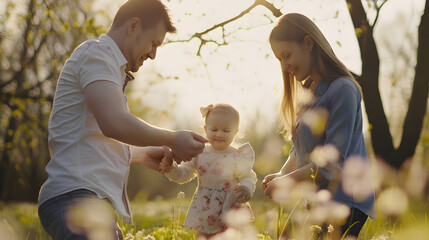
[204,111,238,150]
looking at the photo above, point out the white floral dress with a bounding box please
[166,143,257,234]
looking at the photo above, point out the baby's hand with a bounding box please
[158,156,173,174]
[234,185,251,203]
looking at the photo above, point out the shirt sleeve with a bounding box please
[165,158,198,184]
[234,143,258,195]
[75,43,122,89]
[320,84,359,180]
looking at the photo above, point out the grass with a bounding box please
[1,196,428,240]
[1,159,429,240]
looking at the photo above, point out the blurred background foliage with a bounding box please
[0,0,108,201]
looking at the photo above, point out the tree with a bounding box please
[0,0,107,201]
[168,0,428,169]
[347,0,429,168]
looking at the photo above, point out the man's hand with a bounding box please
[158,155,173,174]
[170,131,207,162]
[235,185,251,203]
[131,146,173,173]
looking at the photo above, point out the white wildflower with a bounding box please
[177,191,185,199]
[124,233,135,240]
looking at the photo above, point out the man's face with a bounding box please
[125,21,167,72]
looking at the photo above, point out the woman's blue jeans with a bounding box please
[38,189,123,240]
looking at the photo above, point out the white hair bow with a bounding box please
[200,104,214,118]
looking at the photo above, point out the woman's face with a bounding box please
[270,38,313,82]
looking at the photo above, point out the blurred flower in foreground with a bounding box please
[0,218,23,240]
[293,181,316,203]
[310,144,339,167]
[66,198,115,240]
[342,156,374,201]
[377,187,408,217]
[298,87,315,109]
[316,189,332,203]
[301,108,329,136]
[404,159,428,198]
[312,190,349,225]
[271,176,296,204]
[224,208,253,228]
[212,226,258,240]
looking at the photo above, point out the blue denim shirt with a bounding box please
[292,77,375,218]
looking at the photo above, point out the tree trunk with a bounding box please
[347,0,394,162]
[393,0,429,167]
[0,114,17,200]
[347,0,429,168]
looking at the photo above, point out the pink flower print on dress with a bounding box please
[215,196,223,208]
[207,214,219,226]
[204,194,211,203]
[224,182,231,190]
[210,162,224,176]
[198,165,207,176]
[202,194,211,211]
[202,205,210,211]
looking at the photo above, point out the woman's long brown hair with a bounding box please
[269,13,362,138]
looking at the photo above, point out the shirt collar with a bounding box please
[99,34,135,91]
[313,79,331,96]
[98,34,128,68]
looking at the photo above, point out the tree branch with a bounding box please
[372,0,388,27]
[165,0,283,55]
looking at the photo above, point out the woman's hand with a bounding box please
[263,178,277,198]
[235,185,251,203]
[261,172,282,192]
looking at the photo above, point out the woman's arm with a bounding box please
[263,161,328,198]
[279,148,297,175]
[262,148,297,191]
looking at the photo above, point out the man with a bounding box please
[38,0,207,239]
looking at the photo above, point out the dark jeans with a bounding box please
[341,207,368,237]
[38,189,123,240]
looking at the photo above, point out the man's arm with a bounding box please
[131,146,172,172]
[84,80,207,161]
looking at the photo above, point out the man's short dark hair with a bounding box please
[111,0,176,33]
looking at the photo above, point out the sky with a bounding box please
[92,0,426,136]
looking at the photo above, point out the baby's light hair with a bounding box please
[200,103,240,128]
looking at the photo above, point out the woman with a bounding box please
[262,13,375,238]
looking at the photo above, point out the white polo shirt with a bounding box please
[39,35,133,224]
